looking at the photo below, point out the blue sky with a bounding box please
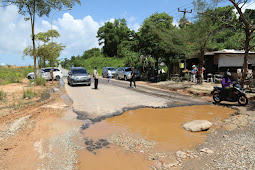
[0,0,251,66]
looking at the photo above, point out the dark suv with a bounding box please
[67,67,91,86]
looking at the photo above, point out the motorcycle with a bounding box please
[211,81,248,106]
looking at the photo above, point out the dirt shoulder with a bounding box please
[0,79,84,170]
[137,80,255,99]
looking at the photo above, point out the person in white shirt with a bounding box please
[108,68,112,82]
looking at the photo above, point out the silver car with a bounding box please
[67,67,91,86]
[102,67,116,78]
[116,67,140,81]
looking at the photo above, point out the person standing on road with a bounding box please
[93,66,99,89]
[50,67,54,84]
[108,68,112,82]
[130,67,136,88]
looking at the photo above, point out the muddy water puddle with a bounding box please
[77,105,236,169]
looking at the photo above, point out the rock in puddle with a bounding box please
[182,120,212,132]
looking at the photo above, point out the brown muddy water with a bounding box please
[77,105,236,170]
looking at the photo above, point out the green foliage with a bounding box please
[138,13,175,61]
[0,90,7,101]
[23,88,36,99]
[82,48,102,59]
[34,77,46,86]
[62,56,125,75]
[0,66,33,85]
[23,30,65,68]
[97,18,133,57]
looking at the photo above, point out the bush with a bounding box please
[0,90,6,100]
[23,88,36,99]
[34,77,46,86]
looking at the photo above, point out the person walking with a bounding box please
[93,66,99,89]
[108,68,112,82]
[50,67,54,84]
[130,67,136,88]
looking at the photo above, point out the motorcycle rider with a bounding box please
[222,71,232,99]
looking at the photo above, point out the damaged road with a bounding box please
[64,76,208,121]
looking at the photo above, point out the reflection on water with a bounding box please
[105,105,235,151]
[77,105,236,169]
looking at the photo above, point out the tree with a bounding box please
[229,1,255,86]
[82,48,102,59]
[23,30,64,68]
[1,0,81,79]
[97,19,132,57]
[138,12,180,78]
[189,2,238,83]
[35,30,60,67]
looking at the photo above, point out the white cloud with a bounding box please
[0,5,101,65]
[0,5,30,56]
[0,4,144,65]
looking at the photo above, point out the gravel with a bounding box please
[0,115,31,141]
[36,127,83,170]
[107,131,155,152]
[181,105,255,170]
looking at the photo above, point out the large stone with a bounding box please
[182,120,212,132]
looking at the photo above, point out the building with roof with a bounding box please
[204,49,255,79]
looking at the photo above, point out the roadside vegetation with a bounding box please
[0,90,6,101]
[23,88,37,99]
[34,77,46,86]
[0,66,33,85]
[60,1,255,85]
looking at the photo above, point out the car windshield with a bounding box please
[125,68,132,72]
[72,69,87,74]
[110,68,116,71]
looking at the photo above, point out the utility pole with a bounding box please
[178,8,192,28]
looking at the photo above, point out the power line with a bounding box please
[168,3,193,14]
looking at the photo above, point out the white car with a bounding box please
[27,67,63,81]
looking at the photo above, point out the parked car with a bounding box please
[67,67,91,86]
[102,67,117,78]
[115,67,140,81]
[27,67,62,81]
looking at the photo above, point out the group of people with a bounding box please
[191,65,205,83]
[92,67,136,89]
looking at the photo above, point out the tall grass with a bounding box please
[23,88,36,99]
[0,66,34,85]
[34,77,46,86]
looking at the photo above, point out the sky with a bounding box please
[0,0,254,66]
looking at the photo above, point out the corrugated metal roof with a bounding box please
[205,49,255,55]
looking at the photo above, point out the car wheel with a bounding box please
[102,74,105,78]
[55,76,60,81]
[70,81,73,87]
[124,76,127,81]
[88,83,91,86]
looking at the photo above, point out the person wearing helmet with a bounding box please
[222,71,232,98]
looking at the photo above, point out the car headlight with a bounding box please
[87,75,90,78]
[71,75,76,79]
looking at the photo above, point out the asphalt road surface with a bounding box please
[60,66,208,120]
